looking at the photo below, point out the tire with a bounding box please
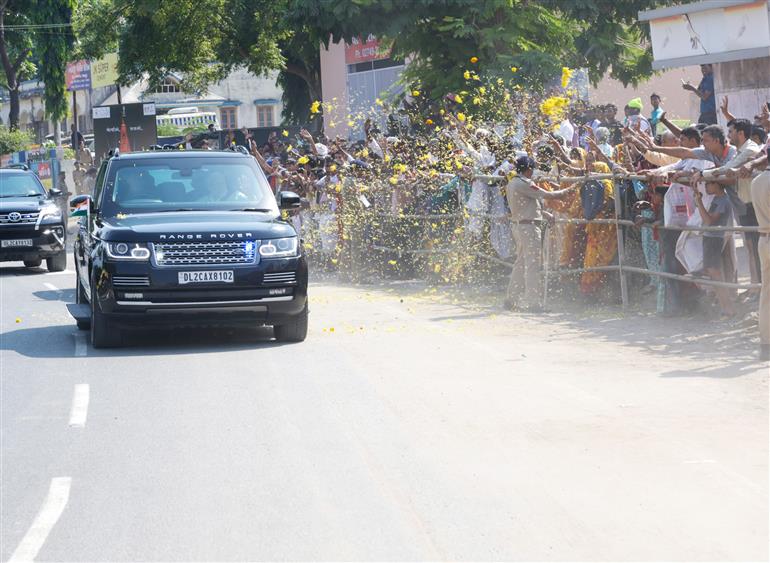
[274,303,308,342]
[75,273,90,330]
[46,250,67,272]
[90,283,121,348]
[23,258,42,268]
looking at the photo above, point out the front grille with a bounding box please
[152,241,257,266]
[263,271,297,285]
[112,275,150,287]
[0,212,39,225]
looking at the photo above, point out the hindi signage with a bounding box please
[65,60,91,91]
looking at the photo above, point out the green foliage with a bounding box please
[31,0,76,123]
[0,126,33,155]
[73,0,665,124]
[156,123,182,137]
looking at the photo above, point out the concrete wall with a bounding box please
[320,40,349,138]
[588,66,702,123]
[713,56,770,128]
[209,68,284,128]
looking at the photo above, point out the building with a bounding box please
[639,0,770,126]
[320,35,405,140]
[0,67,283,143]
[99,68,284,131]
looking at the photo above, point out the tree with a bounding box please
[0,1,36,129]
[290,0,664,99]
[74,0,664,124]
[0,0,74,131]
[32,0,76,140]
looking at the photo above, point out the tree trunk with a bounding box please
[284,62,321,104]
[0,5,27,130]
[7,87,20,129]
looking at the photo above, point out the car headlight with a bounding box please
[39,204,62,221]
[259,237,298,258]
[105,242,151,261]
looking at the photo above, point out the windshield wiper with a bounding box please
[153,208,199,212]
[0,193,43,198]
[230,208,273,212]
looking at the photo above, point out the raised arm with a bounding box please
[719,96,736,123]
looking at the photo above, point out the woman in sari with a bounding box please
[580,156,618,296]
[545,146,588,270]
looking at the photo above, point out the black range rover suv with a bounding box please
[0,166,67,271]
[68,150,308,347]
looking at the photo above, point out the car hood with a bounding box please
[97,211,295,242]
[0,196,47,212]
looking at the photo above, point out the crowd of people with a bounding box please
[217,63,768,360]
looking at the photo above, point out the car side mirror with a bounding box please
[278,190,301,210]
[69,194,93,212]
[49,188,62,197]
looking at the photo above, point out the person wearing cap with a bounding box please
[505,155,576,311]
[625,97,652,135]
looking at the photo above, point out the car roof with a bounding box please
[0,167,34,174]
[114,150,249,161]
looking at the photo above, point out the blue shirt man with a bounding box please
[683,64,716,124]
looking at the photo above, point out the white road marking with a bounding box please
[9,477,72,563]
[43,282,58,292]
[45,270,75,276]
[73,333,88,357]
[683,459,717,464]
[68,384,90,428]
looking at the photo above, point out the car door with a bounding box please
[76,161,108,295]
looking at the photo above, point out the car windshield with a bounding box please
[0,173,46,197]
[100,156,278,217]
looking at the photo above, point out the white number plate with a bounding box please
[178,270,234,284]
[1,239,33,248]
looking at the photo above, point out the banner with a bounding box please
[345,35,391,65]
[90,53,118,89]
[92,102,158,164]
[65,60,91,91]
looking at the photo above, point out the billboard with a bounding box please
[65,60,91,91]
[91,53,119,89]
[92,103,158,163]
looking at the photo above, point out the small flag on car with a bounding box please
[71,200,89,217]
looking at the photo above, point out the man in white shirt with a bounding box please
[696,119,761,286]
[645,126,712,314]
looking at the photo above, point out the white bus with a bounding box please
[156,107,218,129]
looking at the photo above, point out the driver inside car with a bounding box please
[116,169,156,202]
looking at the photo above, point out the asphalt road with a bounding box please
[1,263,767,561]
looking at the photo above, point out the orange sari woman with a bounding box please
[545,147,587,269]
[580,161,618,295]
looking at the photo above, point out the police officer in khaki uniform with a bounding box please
[505,155,575,311]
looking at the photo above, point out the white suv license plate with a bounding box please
[1,239,33,248]
[178,270,234,284]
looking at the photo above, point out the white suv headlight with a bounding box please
[106,242,151,261]
[259,237,298,258]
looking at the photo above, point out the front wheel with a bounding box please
[46,250,67,272]
[90,283,121,348]
[273,303,308,342]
